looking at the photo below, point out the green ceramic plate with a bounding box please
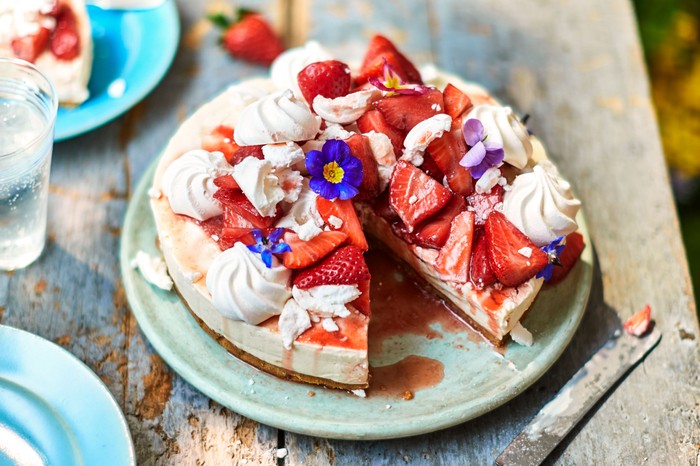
[120,158,593,440]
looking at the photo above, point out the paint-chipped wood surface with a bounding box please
[0,0,698,464]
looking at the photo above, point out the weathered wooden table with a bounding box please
[2,0,699,464]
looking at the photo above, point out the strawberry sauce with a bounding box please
[368,355,444,398]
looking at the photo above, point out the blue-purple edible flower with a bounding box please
[306,139,363,200]
[459,118,505,179]
[247,228,291,268]
[536,236,565,281]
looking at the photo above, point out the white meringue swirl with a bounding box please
[234,90,322,146]
[162,149,230,221]
[270,41,333,97]
[465,104,532,169]
[503,160,581,246]
[206,242,292,325]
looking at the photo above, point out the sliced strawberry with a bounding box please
[356,109,406,158]
[443,83,473,119]
[370,190,401,223]
[357,34,422,85]
[344,134,380,200]
[427,127,473,196]
[50,5,80,61]
[350,278,371,316]
[420,153,445,182]
[375,89,444,132]
[412,195,466,249]
[220,227,256,245]
[11,27,50,63]
[389,160,452,232]
[316,197,368,251]
[469,229,498,290]
[434,211,475,283]
[297,60,352,107]
[213,174,240,190]
[212,11,284,65]
[229,145,264,166]
[282,231,347,269]
[549,232,585,284]
[467,184,504,225]
[623,305,652,337]
[484,211,548,287]
[202,125,239,163]
[293,245,370,289]
[214,189,277,229]
[198,215,224,240]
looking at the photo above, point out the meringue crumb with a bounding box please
[248,379,255,385]
[430,103,441,111]
[328,215,343,229]
[497,177,508,186]
[408,195,418,205]
[147,187,162,199]
[211,234,220,241]
[322,317,339,332]
[351,389,367,398]
[307,391,316,397]
[184,270,202,283]
[276,448,288,459]
[385,404,392,410]
[518,247,533,258]
[131,250,173,291]
[250,389,255,394]
[510,322,533,346]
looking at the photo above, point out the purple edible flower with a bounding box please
[536,236,566,281]
[459,118,505,179]
[247,228,291,268]
[368,58,430,96]
[306,139,363,201]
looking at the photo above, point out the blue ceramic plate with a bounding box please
[55,1,179,141]
[120,158,593,440]
[0,325,135,465]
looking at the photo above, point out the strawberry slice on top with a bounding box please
[389,160,452,232]
[434,211,476,283]
[316,197,369,251]
[411,195,466,249]
[375,88,444,132]
[443,83,473,119]
[214,188,278,229]
[484,211,548,287]
[427,126,473,196]
[548,231,585,284]
[356,109,406,158]
[343,134,380,201]
[202,125,239,163]
[297,60,352,107]
[357,34,423,85]
[210,10,284,65]
[469,229,498,290]
[467,184,504,225]
[293,245,370,289]
[282,231,347,269]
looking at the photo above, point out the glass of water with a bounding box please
[0,58,58,270]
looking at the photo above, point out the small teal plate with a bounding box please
[55,1,180,141]
[0,325,135,465]
[120,158,593,440]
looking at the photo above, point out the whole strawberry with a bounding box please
[297,60,352,106]
[209,10,284,66]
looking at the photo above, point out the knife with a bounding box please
[496,327,662,466]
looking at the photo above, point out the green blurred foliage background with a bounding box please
[634,0,700,303]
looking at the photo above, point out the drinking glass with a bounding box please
[0,58,58,270]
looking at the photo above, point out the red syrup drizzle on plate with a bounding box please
[365,249,497,398]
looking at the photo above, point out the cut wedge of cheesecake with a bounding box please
[0,0,93,105]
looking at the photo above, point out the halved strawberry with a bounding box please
[282,231,347,269]
[623,305,652,337]
[202,125,239,163]
[213,174,240,190]
[298,60,352,107]
[344,134,380,200]
[389,161,452,232]
[50,5,80,61]
[316,197,368,251]
[211,10,284,65]
[370,190,401,223]
[375,89,444,132]
[548,232,585,284]
[357,34,422,85]
[420,153,445,182]
[426,127,473,196]
[484,211,548,287]
[293,245,370,289]
[356,109,406,158]
[11,27,50,63]
[214,188,277,229]
[350,278,371,316]
[229,145,264,166]
[467,184,504,225]
[411,195,466,249]
[434,211,475,283]
[469,229,498,290]
[443,83,473,119]
[220,227,257,246]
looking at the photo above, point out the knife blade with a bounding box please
[496,327,662,466]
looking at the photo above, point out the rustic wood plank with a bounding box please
[283,0,700,465]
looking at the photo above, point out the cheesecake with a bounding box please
[148,36,583,389]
